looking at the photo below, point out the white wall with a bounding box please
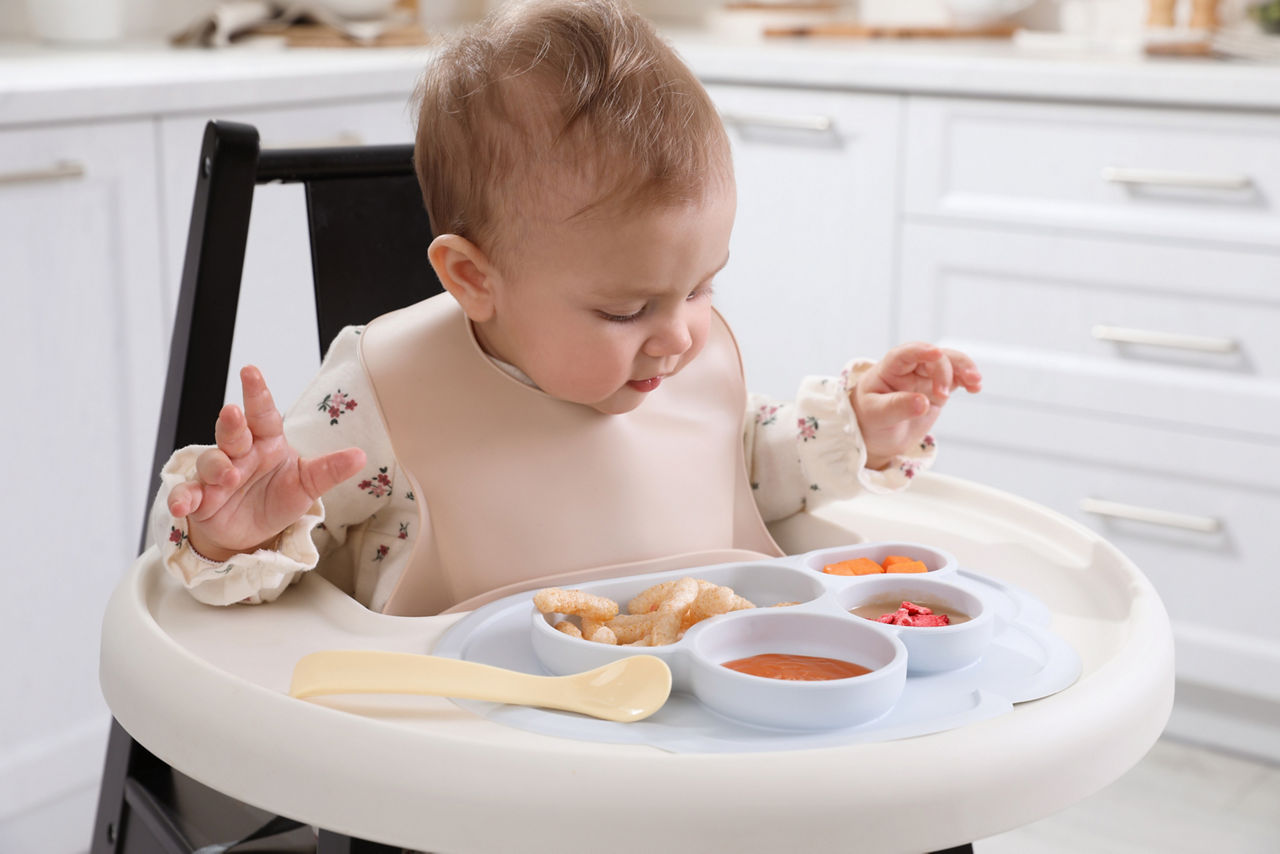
[0,722,107,854]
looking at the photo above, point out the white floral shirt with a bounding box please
[150,326,936,611]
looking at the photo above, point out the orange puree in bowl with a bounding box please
[722,653,872,681]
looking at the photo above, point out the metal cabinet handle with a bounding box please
[1092,324,1239,354]
[1101,166,1253,191]
[0,159,85,185]
[1080,497,1221,534]
[719,111,834,133]
[262,131,365,150]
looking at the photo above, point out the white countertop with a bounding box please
[674,31,1280,110]
[0,42,433,124]
[2,30,1279,126]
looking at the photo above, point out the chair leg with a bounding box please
[90,719,129,853]
[316,830,404,853]
[92,717,312,854]
[91,719,180,853]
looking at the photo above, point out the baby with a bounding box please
[152,0,980,616]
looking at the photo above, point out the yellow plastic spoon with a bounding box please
[289,650,672,723]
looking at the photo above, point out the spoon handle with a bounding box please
[290,649,553,706]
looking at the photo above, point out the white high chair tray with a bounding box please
[101,474,1174,854]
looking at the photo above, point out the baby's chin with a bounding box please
[582,393,648,416]
[544,372,680,416]
[571,383,658,416]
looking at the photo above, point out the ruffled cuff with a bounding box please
[862,434,938,493]
[796,359,936,498]
[149,446,324,605]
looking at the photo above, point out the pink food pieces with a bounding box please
[875,600,951,627]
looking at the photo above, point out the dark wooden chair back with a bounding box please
[147,119,442,536]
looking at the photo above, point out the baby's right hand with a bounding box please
[167,366,366,562]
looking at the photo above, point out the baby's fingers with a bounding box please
[863,390,930,424]
[168,480,204,519]
[941,348,983,393]
[297,447,367,501]
[240,366,284,441]
[921,354,955,404]
[882,342,943,379]
[196,446,240,490]
[214,403,253,458]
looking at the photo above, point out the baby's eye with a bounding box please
[688,284,715,302]
[598,307,645,323]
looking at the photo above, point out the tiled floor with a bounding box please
[979,737,1280,853]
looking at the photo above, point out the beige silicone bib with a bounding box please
[359,294,780,616]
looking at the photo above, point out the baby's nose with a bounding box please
[645,318,692,357]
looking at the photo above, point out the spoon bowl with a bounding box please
[290,650,672,723]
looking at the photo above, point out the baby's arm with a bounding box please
[851,343,981,469]
[166,366,365,562]
[149,327,393,604]
[743,347,979,522]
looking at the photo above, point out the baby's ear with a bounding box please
[428,234,497,322]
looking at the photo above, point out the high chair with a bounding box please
[95,121,1175,854]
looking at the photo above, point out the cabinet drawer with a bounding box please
[905,97,1280,248]
[899,222,1280,438]
[936,438,1280,702]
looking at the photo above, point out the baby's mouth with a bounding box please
[626,376,663,392]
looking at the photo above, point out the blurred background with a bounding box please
[2,0,1278,851]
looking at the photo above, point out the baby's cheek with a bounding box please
[681,322,711,368]
[547,354,632,403]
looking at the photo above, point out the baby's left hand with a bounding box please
[851,343,982,471]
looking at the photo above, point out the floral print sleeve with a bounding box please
[148,325,414,607]
[742,357,938,523]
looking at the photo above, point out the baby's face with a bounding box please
[476,184,736,415]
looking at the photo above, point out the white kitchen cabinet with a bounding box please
[904,96,1280,249]
[706,84,900,400]
[159,96,417,414]
[898,222,1280,437]
[934,432,1280,760]
[898,218,1280,694]
[899,96,1280,759]
[0,118,167,827]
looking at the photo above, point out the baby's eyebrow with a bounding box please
[593,254,730,300]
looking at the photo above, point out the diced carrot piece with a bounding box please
[882,555,915,568]
[886,560,928,574]
[822,557,884,576]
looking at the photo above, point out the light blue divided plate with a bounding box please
[432,546,1080,753]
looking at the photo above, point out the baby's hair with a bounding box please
[413,0,731,264]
